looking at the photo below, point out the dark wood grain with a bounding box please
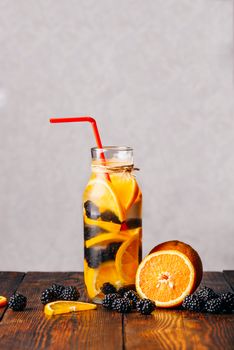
[0,272,123,350]
[223,271,234,291]
[124,272,234,350]
[182,272,234,350]
[0,271,25,321]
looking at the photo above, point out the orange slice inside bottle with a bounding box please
[83,178,125,222]
[44,301,97,316]
[115,228,141,284]
[110,172,139,211]
[84,261,123,299]
[85,232,129,248]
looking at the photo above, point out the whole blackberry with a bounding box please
[51,284,65,298]
[182,295,203,312]
[123,290,139,308]
[102,293,120,310]
[101,283,117,295]
[196,286,218,302]
[118,285,136,297]
[8,293,27,311]
[112,298,132,313]
[204,298,223,313]
[84,200,100,220]
[101,242,122,262]
[136,299,156,315]
[84,224,105,240]
[220,292,234,312]
[60,286,80,301]
[100,210,121,224]
[85,247,102,268]
[125,218,142,229]
[41,288,57,305]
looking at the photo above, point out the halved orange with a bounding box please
[110,173,139,210]
[85,232,129,248]
[44,301,97,316]
[84,261,123,299]
[0,296,7,308]
[136,249,201,308]
[115,228,141,284]
[83,178,125,222]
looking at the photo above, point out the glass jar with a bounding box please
[83,146,142,303]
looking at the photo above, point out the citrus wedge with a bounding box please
[0,296,7,308]
[84,261,123,299]
[83,178,125,222]
[110,173,139,210]
[115,228,141,284]
[44,301,97,316]
[84,216,121,233]
[85,233,128,248]
[136,250,197,308]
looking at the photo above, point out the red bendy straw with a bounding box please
[49,116,110,180]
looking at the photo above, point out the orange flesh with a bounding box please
[138,253,191,302]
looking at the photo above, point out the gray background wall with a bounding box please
[0,0,233,271]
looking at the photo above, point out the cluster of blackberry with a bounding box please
[41,284,80,305]
[85,242,122,268]
[101,283,156,315]
[182,286,234,314]
[84,200,121,224]
[8,293,27,311]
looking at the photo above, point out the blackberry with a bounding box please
[182,295,203,312]
[41,288,57,305]
[85,247,102,268]
[8,293,27,311]
[204,298,223,313]
[112,298,132,313]
[51,284,65,298]
[84,224,105,240]
[118,285,136,297]
[196,286,218,302]
[102,242,122,262]
[100,210,121,224]
[102,293,120,310]
[220,292,234,312]
[126,218,142,229]
[101,283,117,295]
[84,200,100,220]
[123,290,139,308]
[136,299,156,315]
[60,286,80,301]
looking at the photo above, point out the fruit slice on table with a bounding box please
[44,301,97,316]
[136,241,203,308]
[0,296,7,308]
[83,178,125,223]
[85,233,129,248]
[110,173,139,211]
[115,228,141,284]
[84,260,123,299]
[84,216,121,233]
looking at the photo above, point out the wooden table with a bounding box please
[0,271,233,349]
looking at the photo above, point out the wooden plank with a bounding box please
[182,272,234,350]
[0,271,25,321]
[124,272,234,350]
[223,271,234,291]
[0,272,123,350]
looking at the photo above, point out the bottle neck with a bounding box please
[91,161,134,174]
